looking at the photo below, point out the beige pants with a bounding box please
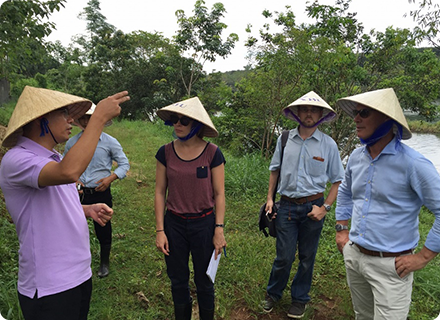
[343,242,413,320]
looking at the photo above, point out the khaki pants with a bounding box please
[343,242,413,320]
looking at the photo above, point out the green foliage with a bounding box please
[174,0,239,96]
[10,78,39,99]
[243,2,363,158]
[235,0,440,158]
[0,0,66,80]
[4,0,440,159]
[409,0,440,48]
[408,119,440,133]
[224,152,270,200]
[0,101,16,127]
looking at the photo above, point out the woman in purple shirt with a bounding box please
[154,97,226,320]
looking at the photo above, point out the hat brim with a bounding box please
[282,91,337,124]
[157,110,218,138]
[73,104,113,129]
[337,97,412,140]
[2,86,92,147]
[157,97,218,138]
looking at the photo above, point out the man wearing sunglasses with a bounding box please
[335,88,440,319]
[263,91,344,318]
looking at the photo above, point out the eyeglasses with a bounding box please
[352,108,371,118]
[169,114,191,126]
[58,108,70,119]
[298,106,321,114]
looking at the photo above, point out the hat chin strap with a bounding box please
[283,108,336,128]
[360,120,401,146]
[175,121,203,141]
[40,118,59,145]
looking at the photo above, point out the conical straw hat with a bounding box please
[2,86,92,147]
[73,103,113,129]
[283,91,336,124]
[156,97,218,137]
[336,88,411,140]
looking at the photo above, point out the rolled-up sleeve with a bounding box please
[269,136,282,172]
[112,139,130,180]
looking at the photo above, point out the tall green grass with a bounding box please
[0,120,439,319]
[408,119,440,133]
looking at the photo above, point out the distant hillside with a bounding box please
[419,46,440,57]
[221,69,251,90]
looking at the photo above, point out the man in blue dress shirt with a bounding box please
[335,88,440,319]
[65,104,130,278]
[263,91,344,318]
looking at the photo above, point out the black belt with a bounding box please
[281,193,324,205]
[355,244,414,258]
[82,187,97,195]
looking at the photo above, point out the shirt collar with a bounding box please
[16,136,62,162]
[362,136,399,158]
[292,127,322,141]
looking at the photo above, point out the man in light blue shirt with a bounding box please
[65,104,130,278]
[336,88,440,319]
[263,91,344,318]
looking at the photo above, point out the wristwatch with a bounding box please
[323,204,331,212]
[335,224,349,232]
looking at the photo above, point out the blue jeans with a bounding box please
[164,211,215,310]
[266,198,325,304]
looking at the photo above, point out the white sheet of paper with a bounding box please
[206,249,221,283]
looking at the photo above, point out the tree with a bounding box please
[75,0,116,66]
[0,0,66,80]
[226,0,440,159]
[408,0,440,48]
[241,1,364,159]
[174,0,239,96]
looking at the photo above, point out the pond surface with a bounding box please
[403,133,440,173]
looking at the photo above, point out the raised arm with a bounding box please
[39,91,129,187]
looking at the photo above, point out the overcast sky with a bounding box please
[2,0,423,72]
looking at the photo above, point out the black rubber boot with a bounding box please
[98,245,111,278]
[174,300,192,320]
[199,307,214,320]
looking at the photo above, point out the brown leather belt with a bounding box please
[355,244,413,258]
[281,193,324,205]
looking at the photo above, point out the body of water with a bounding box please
[403,133,440,173]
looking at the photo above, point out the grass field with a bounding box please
[0,119,439,319]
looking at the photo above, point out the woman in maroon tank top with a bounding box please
[154,97,226,320]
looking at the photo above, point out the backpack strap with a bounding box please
[271,130,290,202]
[280,130,289,162]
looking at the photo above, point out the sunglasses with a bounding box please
[352,108,371,118]
[169,114,191,126]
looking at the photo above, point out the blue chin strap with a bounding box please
[283,108,336,128]
[360,120,402,147]
[165,119,203,141]
[40,118,59,144]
